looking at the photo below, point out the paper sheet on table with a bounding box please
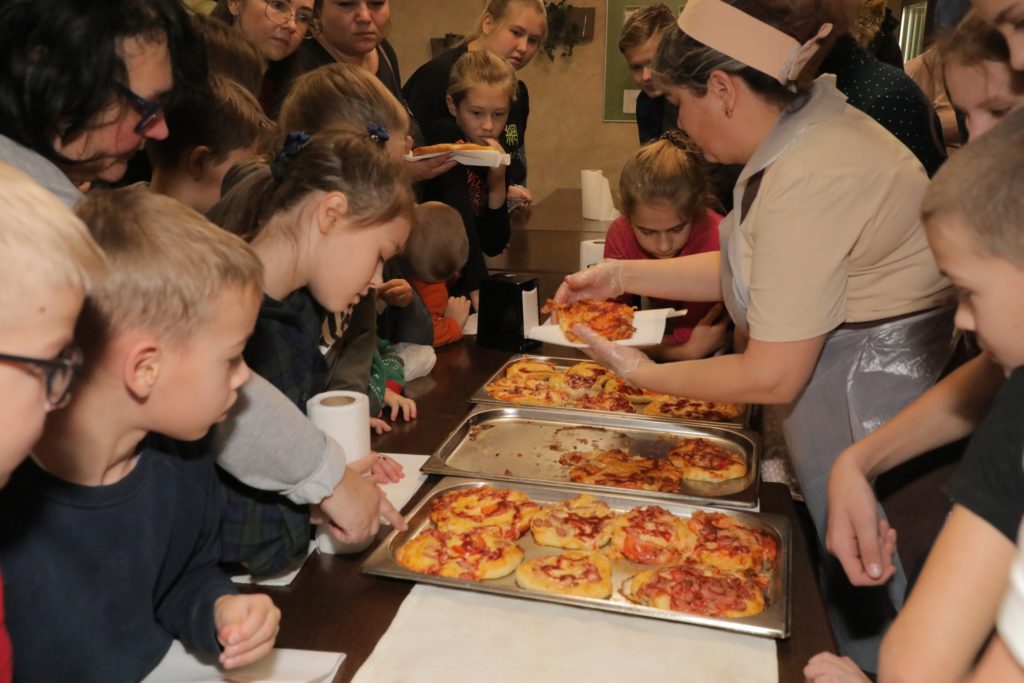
[405,149,510,168]
[527,308,682,348]
[142,640,345,683]
[462,313,478,336]
[352,585,777,683]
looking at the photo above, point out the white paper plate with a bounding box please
[405,149,510,168]
[526,308,684,348]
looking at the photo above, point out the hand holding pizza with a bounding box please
[572,324,653,383]
[825,452,898,586]
[214,594,281,669]
[553,260,625,305]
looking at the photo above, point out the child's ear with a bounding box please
[122,337,161,401]
[446,95,458,118]
[226,0,241,17]
[186,146,213,182]
[317,192,350,235]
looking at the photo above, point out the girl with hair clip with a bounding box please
[604,132,728,361]
[210,126,414,577]
[422,50,517,311]
[276,63,427,433]
[403,0,547,205]
[553,0,954,671]
[211,0,314,115]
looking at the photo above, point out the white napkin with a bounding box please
[527,308,681,348]
[352,584,777,683]
[462,313,478,336]
[317,453,430,556]
[142,640,344,683]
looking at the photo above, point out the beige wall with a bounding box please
[390,0,640,203]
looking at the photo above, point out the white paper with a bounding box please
[527,308,681,348]
[142,641,345,683]
[405,150,510,168]
[579,239,606,270]
[352,585,777,683]
[317,453,430,556]
[462,313,478,336]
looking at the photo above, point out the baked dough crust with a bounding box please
[668,439,748,482]
[396,527,524,580]
[621,564,766,618]
[530,494,616,549]
[429,485,540,539]
[515,550,613,598]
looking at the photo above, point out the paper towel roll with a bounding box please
[306,390,370,463]
[579,239,606,270]
[580,169,620,221]
[306,391,374,555]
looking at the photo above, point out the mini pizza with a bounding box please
[609,505,694,564]
[599,376,659,404]
[412,141,495,156]
[484,376,569,407]
[515,550,613,598]
[504,358,558,381]
[641,395,743,423]
[396,527,523,581]
[574,392,636,414]
[541,299,636,343]
[530,494,616,549]
[621,564,766,618]
[548,361,613,397]
[565,449,683,493]
[687,511,778,574]
[667,439,748,482]
[430,485,540,540]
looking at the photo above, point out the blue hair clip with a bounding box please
[271,130,312,183]
[368,122,390,145]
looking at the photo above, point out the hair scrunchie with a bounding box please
[271,130,312,183]
[367,122,390,145]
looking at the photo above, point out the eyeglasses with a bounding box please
[0,346,83,410]
[116,83,164,134]
[265,0,314,38]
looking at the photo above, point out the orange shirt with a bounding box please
[411,279,463,347]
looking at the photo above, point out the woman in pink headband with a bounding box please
[554,0,955,672]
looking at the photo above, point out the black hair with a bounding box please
[0,0,207,168]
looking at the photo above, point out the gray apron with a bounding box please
[719,79,956,671]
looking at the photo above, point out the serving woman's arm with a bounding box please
[554,251,723,306]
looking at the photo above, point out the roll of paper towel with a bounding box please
[580,169,620,221]
[306,391,373,555]
[579,239,606,270]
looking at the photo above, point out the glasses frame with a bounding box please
[264,0,314,39]
[0,346,83,409]
[116,83,163,134]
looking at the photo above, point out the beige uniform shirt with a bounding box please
[729,76,952,343]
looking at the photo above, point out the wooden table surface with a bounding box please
[256,340,837,683]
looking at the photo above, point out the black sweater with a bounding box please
[0,451,235,683]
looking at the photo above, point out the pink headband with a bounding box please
[677,0,833,88]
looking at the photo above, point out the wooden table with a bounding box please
[485,188,610,301]
[258,340,837,683]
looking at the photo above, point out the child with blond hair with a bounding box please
[405,201,471,347]
[0,186,279,682]
[422,50,517,310]
[0,162,107,681]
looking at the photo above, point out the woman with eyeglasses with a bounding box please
[290,0,455,182]
[212,0,315,115]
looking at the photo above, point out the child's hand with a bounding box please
[214,594,280,669]
[383,387,417,422]
[507,184,533,209]
[378,279,414,308]
[803,652,871,682]
[348,451,405,484]
[684,304,730,358]
[446,296,472,328]
[369,416,392,435]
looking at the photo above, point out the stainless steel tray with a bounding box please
[470,354,753,429]
[422,405,760,509]
[363,477,791,639]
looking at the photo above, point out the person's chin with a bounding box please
[642,85,663,98]
[96,157,131,184]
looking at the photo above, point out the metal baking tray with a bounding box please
[363,477,791,639]
[470,354,753,429]
[422,405,760,509]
